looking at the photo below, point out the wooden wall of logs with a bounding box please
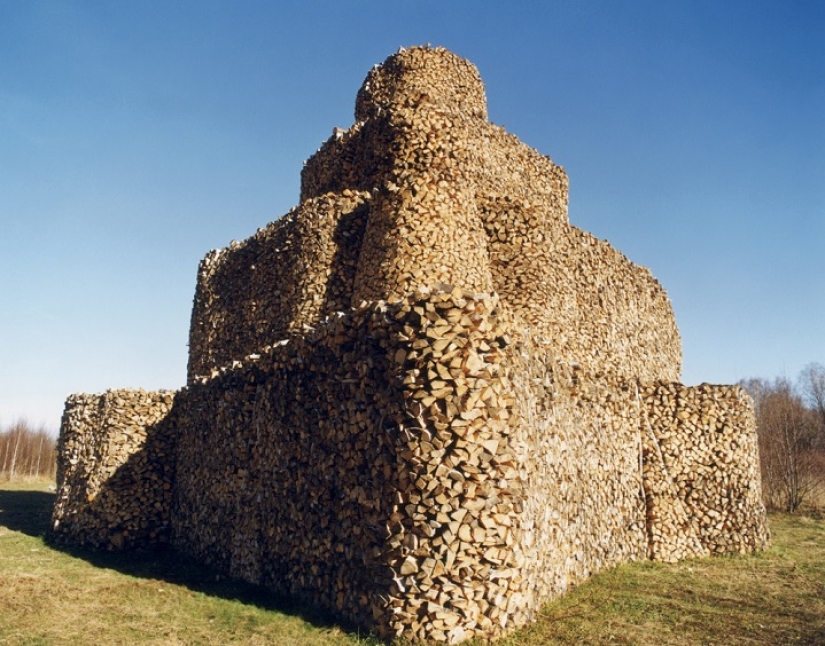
[190,45,680,385]
[52,46,769,643]
[51,390,177,550]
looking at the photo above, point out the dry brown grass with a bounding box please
[2,480,824,645]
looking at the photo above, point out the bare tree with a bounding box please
[800,362,825,427]
[742,375,824,512]
[8,422,23,481]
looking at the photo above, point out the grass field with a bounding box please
[1,480,823,645]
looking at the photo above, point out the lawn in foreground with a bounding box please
[1,480,823,645]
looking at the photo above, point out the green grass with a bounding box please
[0,481,380,646]
[488,514,825,645]
[2,480,824,645]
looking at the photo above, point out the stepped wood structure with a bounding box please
[52,47,769,643]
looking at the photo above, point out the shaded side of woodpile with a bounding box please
[50,389,177,550]
[187,190,371,381]
[174,297,407,632]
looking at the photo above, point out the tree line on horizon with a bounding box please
[0,420,57,481]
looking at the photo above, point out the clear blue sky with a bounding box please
[2,1,823,432]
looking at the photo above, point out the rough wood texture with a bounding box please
[51,390,177,550]
[188,45,680,385]
[641,382,770,561]
[52,46,769,643]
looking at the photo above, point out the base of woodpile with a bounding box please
[51,287,769,643]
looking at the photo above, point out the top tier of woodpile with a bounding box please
[188,46,681,385]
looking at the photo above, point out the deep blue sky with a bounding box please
[2,1,823,431]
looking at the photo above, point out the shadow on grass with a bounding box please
[0,488,380,643]
[57,544,366,639]
[0,488,56,537]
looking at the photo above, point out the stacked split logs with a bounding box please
[187,190,371,380]
[176,289,530,641]
[641,382,771,561]
[52,46,770,643]
[191,45,680,386]
[502,336,650,622]
[51,389,177,550]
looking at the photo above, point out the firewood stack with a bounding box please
[52,46,769,643]
[187,190,371,380]
[498,335,651,623]
[51,389,177,550]
[176,288,538,641]
[641,382,771,561]
[190,45,680,386]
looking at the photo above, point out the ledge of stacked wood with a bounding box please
[188,46,680,385]
[52,288,768,642]
[51,389,177,550]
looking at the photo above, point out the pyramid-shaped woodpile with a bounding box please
[52,47,769,643]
